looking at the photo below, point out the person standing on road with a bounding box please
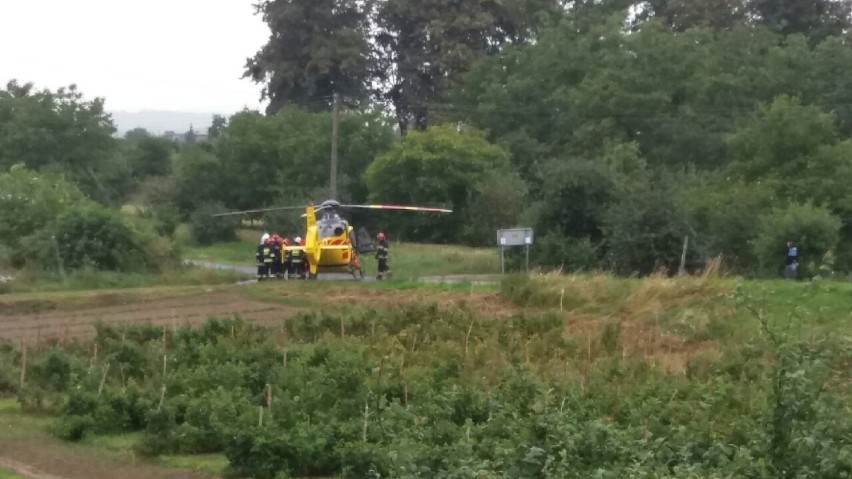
[785,240,799,279]
[256,237,275,280]
[375,232,390,280]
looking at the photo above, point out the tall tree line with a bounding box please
[245,0,852,132]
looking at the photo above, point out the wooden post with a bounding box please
[587,332,592,366]
[362,401,369,442]
[158,385,166,411]
[163,354,168,377]
[19,341,27,388]
[266,383,273,418]
[98,363,111,395]
[560,288,565,311]
[678,236,689,276]
[258,406,264,428]
[93,343,98,365]
[463,320,474,361]
[283,349,288,368]
[403,384,409,408]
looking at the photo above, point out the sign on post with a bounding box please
[497,228,534,273]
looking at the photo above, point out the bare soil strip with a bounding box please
[0,291,303,345]
[0,440,211,479]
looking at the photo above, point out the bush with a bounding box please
[190,202,239,245]
[49,205,154,272]
[752,203,841,277]
[531,234,599,272]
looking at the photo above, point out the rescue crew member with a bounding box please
[270,234,284,279]
[375,232,390,280]
[281,237,291,278]
[256,236,275,280]
[288,236,305,279]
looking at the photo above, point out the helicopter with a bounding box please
[214,199,452,280]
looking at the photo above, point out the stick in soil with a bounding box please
[362,401,369,442]
[157,385,166,411]
[463,320,474,362]
[19,341,27,388]
[98,363,111,395]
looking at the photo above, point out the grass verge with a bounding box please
[184,230,500,278]
[2,267,248,296]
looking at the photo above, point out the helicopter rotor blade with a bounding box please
[339,204,453,213]
[211,205,313,217]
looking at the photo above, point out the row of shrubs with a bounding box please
[1,304,849,478]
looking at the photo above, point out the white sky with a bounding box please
[0,0,271,113]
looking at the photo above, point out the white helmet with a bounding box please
[295,236,302,244]
[260,233,270,245]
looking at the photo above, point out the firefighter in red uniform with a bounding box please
[256,237,275,280]
[375,232,390,280]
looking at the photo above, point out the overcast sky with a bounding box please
[0,0,270,113]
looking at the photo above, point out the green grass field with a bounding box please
[0,470,25,479]
[184,229,501,278]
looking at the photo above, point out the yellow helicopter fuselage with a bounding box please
[283,206,363,277]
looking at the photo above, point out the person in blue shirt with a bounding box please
[785,240,799,279]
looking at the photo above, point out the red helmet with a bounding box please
[377,232,386,241]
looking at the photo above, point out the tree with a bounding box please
[124,128,150,139]
[208,115,228,140]
[375,0,560,133]
[752,203,841,277]
[727,95,839,183]
[0,80,118,202]
[124,136,176,178]
[365,125,511,243]
[638,0,747,31]
[747,0,852,41]
[0,165,87,257]
[245,0,376,113]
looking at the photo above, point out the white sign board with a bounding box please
[497,228,534,247]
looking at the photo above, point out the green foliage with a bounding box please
[0,165,87,264]
[212,108,394,212]
[603,180,689,275]
[46,205,154,272]
[7,276,851,479]
[246,0,376,113]
[0,81,120,203]
[366,125,511,243]
[375,0,561,131]
[752,203,841,278]
[678,175,778,273]
[173,146,225,215]
[728,95,839,182]
[190,203,239,246]
[123,135,176,178]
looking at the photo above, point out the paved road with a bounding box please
[187,260,496,285]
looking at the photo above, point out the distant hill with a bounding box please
[109,110,221,136]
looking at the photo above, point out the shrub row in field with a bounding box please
[4,304,851,478]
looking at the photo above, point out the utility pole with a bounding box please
[330,92,340,199]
